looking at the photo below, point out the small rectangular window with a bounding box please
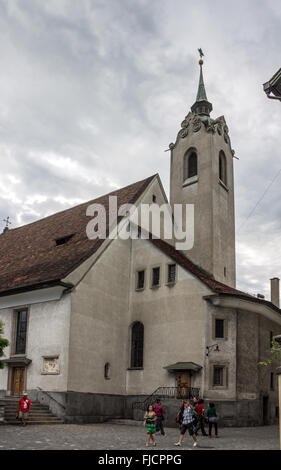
[215,319,224,339]
[213,366,224,386]
[137,270,145,290]
[152,267,160,287]
[167,264,176,284]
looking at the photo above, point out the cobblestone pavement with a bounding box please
[0,423,279,450]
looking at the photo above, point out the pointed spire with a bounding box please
[196,62,208,102]
[191,51,213,117]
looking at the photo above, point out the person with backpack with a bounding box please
[174,401,198,447]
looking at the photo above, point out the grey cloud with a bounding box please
[0,0,280,298]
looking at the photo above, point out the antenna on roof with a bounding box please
[2,216,11,233]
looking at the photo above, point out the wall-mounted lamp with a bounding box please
[206,343,220,357]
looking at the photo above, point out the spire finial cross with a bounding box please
[3,216,11,229]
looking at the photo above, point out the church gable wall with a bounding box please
[126,238,211,395]
[67,235,132,395]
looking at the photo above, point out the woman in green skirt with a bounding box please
[144,404,157,447]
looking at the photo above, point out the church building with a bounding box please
[0,57,280,426]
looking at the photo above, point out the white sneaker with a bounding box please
[193,441,198,447]
[174,442,181,446]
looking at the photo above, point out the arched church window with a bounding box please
[130,321,144,368]
[184,149,198,181]
[219,151,227,185]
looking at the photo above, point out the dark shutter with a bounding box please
[137,271,145,289]
[215,319,224,338]
[213,366,223,386]
[168,264,176,283]
[152,267,160,286]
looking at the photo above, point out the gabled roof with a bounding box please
[0,174,156,296]
[148,237,281,314]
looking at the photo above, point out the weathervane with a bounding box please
[198,48,204,66]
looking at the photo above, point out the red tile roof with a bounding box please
[0,175,156,296]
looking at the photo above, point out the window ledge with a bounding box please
[219,179,229,191]
[150,284,160,290]
[41,372,60,375]
[166,281,176,287]
[135,287,145,292]
[183,175,199,187]
[127,367,144,371]
[10,354,26,358]
[210,386,228,390]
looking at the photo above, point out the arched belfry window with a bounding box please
[219,151,227,185]
[184,148,198,181]
[130,321,144,368]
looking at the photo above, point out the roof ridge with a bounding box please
[3,174,158,233]
[148,235,252,297]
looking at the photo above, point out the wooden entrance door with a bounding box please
[175,371,191,399]
[12,367,25,396]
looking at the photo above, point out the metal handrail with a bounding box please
[132,385,200,410]
[36,387,66,410]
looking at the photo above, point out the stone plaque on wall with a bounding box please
[42,356,60,375]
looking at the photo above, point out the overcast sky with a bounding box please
[0,0,280,299]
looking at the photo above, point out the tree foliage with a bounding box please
[258,338,281,366]
[0,320,9,369]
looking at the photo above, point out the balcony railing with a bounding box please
[132,385,200,411]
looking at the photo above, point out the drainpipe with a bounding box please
[277,367,281,450]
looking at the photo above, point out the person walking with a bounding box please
[195,399,208,436]
[144,404,157,447]
[17,392,32,427]
[174,401,198,447]
[206,402,219,438]
[191,396,199,432]
[154,399,166,436]
[175,400,185,428]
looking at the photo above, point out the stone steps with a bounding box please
[1,398,64,425]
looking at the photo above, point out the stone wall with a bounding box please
[29,390,272,428]
[0,405,4,424]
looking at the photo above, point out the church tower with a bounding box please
[169,53,236,287]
